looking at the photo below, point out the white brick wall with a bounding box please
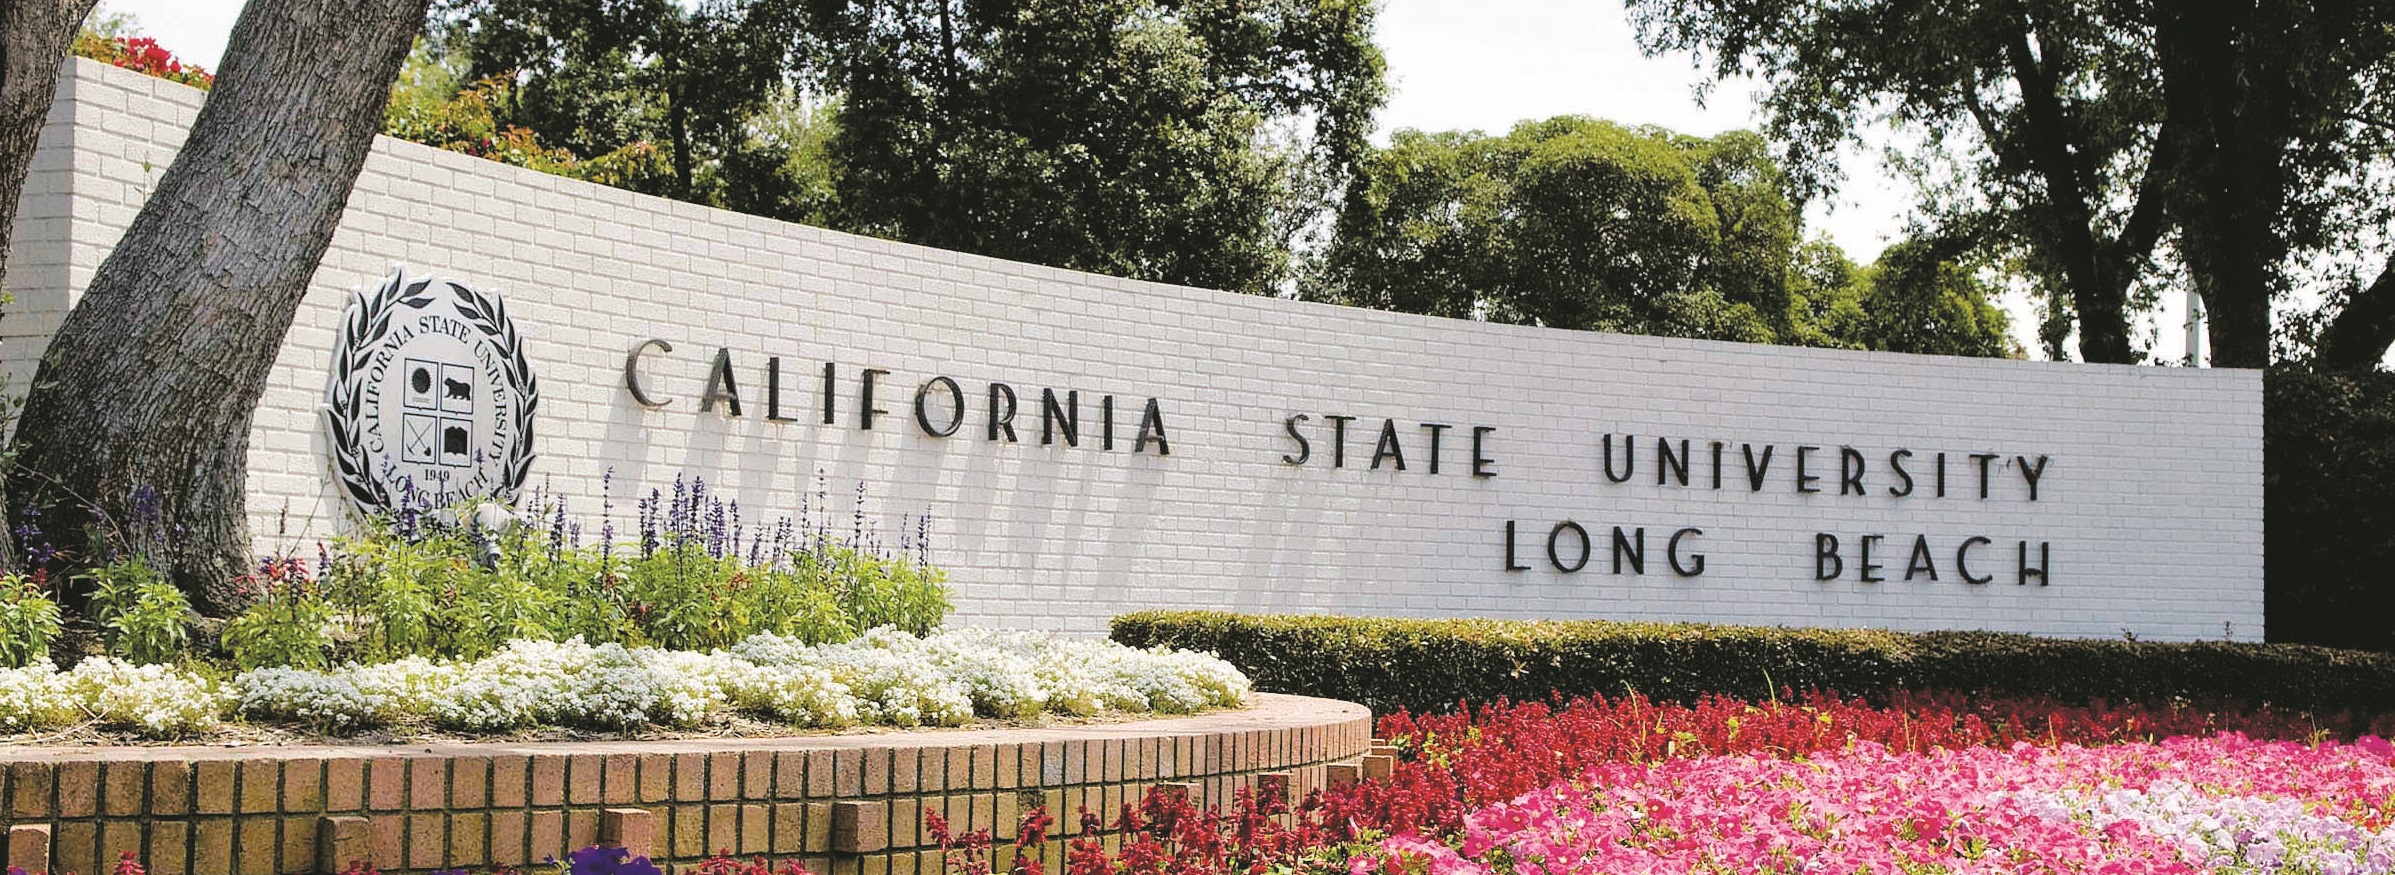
[10,58,2266,640]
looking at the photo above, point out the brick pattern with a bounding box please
[7,58,2266,644]
[0,694,1368,875]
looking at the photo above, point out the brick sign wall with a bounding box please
[6,59,2265,641]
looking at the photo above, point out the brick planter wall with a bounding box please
[0,693,1368,875]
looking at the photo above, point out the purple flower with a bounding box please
[564,845,663,875]
[13,504,55,567]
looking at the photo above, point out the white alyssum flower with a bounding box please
[730,662,859,727]
[235,667,375,728]
[436,637,705,729]
[813,630,976,727]
[238,656,465,728]
[60,657,223,735]
[0,661,77,731]
[351,656,463,716]
[217,627,1248,733]
[906,627,1049,721]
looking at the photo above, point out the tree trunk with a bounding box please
[2315,255,2395,369]
[2154,0,2290,370]
[0,0,99,321]
[1999,17,2137,364]
[6,0,429,615]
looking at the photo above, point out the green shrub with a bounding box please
[0,575,62,667]
[225,476,954,668]
[222,559,334,670]
[1109,611,2395,715]
[2265,367,2395,652]
[80,556,190,664]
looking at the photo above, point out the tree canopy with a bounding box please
[1306,117,2014,356]
[416,0,2028,357]
[440,0,806,201]
[427,0,1384,295]
[1628,0,2395,368]
[805,0,1384,294]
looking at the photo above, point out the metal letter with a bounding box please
[858,368,890,430]
[1611,527,1645,575]
[1667,527,1705,576]
[988,383,1018,442]
[1601,434,1636,483]
[699,347,742,416]
[1324,415,1355,468]
[624,338,674,407]
[1888,449,1914,497]
[2018,541,2051,586]
[1972,453,2000,499]
[1958,536,1992,584]
[914,376,964,437]
[1658,438,1689,486]
[2017,455,2050,501]
[1041,388,1080,447]
[1743,444,1774,491]
[1135,398,1171,456]
[1815,533,1842,580]
[1547,521,1591,572]
[766,357,799,422]
[1371,419,1406,471]
[1504,521,1529,571]
[1839,447,1865,495]
[1905,534,1936,581]
[1283,415,1312,465]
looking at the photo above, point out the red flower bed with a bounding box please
[17,692,2391,875]
[1353,690,2395,838]
[940,691,2395,875]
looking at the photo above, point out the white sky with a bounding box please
[92,0,2205,363]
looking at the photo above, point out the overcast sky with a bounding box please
[89,0,2194,362]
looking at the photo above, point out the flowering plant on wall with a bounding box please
[71,35,213,89]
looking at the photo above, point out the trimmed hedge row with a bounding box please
[1110,611,2395,716]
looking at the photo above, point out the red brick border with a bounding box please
[0,694,1368,875]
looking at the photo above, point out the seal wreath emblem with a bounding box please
[323,269,539,519]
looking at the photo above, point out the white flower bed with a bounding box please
[240,627,1247,730]
[0,628,1243,738]
[0,657,224,736]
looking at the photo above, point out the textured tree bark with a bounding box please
[0,0,100,304]
[2315,257,2395,369]
[2154,0,2294,370]
[7,0,430,614]
[2000,18,2139,364]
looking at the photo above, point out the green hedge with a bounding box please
[2266,367,2395,653]
[1110,611,2395,715]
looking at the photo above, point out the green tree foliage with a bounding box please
[1308,117,2013,356]
[384,39,673,189]
[1627,0,2395,369]
[808,0,1386,294]
[714,85,839,226]
[441,0,806,200]
[2264,368,2395,652]
[1849,239,2017,358]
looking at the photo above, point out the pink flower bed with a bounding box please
[1363,734,2395,875]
